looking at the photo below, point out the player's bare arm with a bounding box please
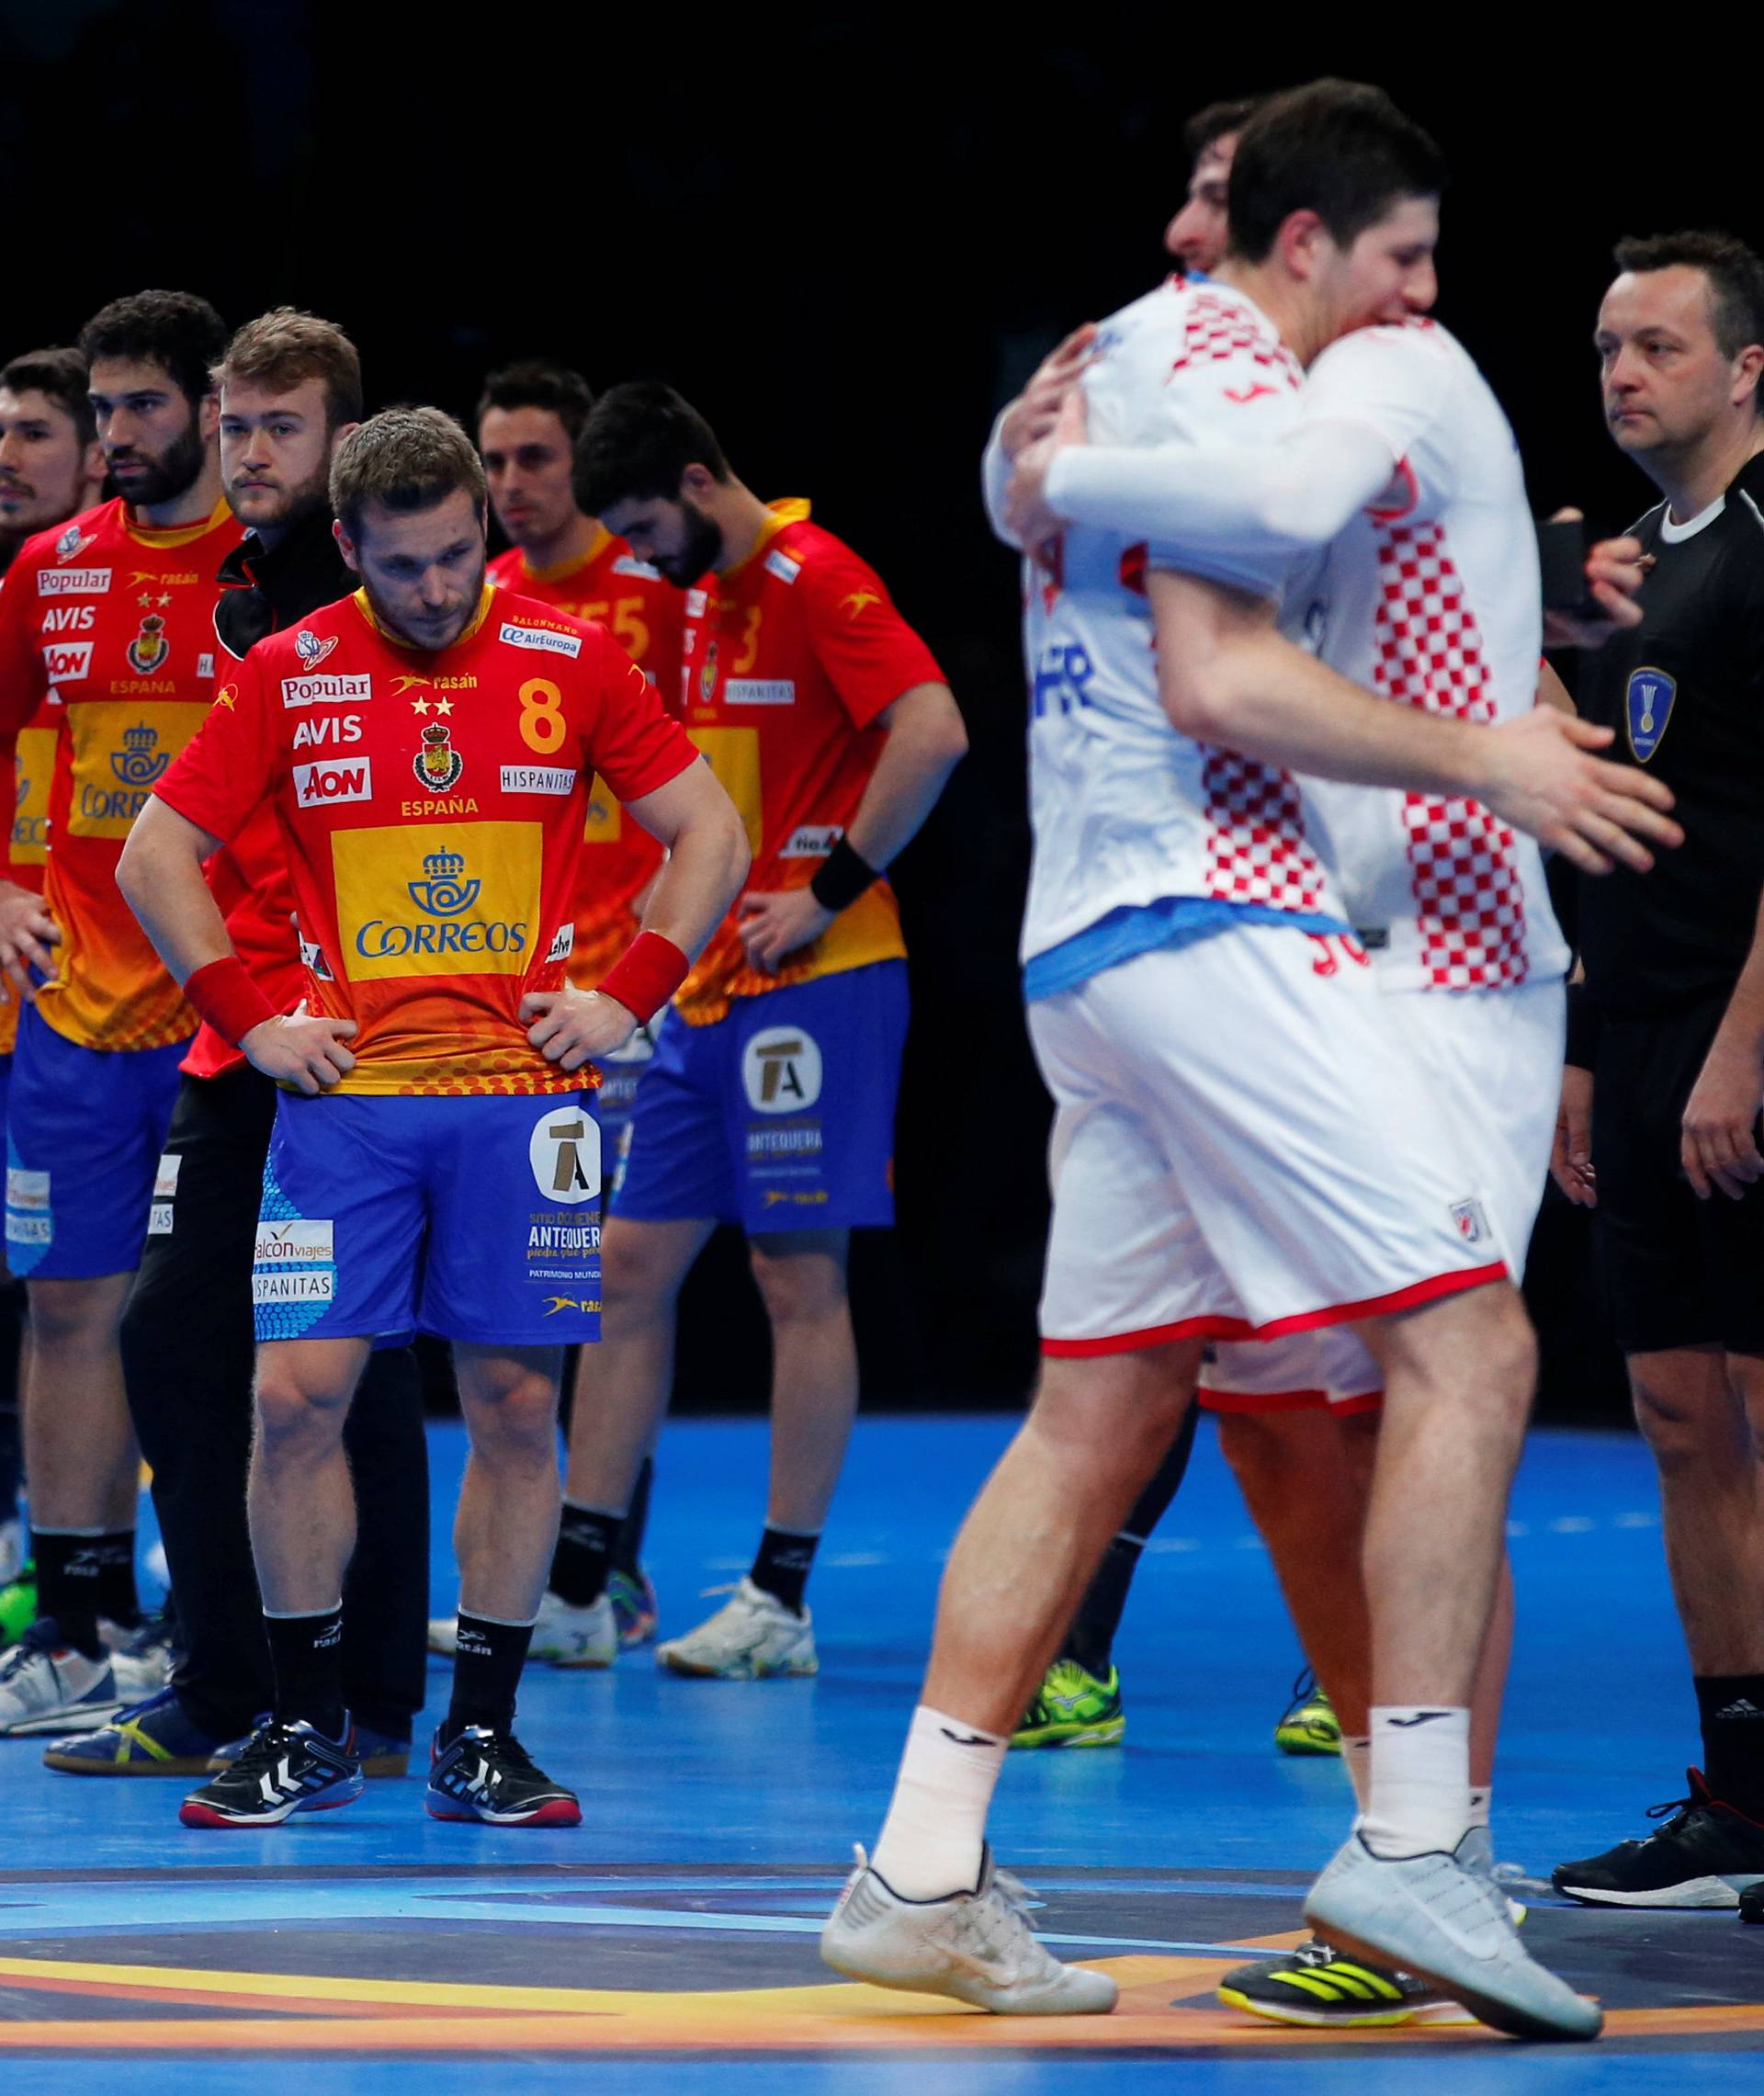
[983,324,1098,548]
[1148,569,1681,877]
[737,681,967,974]
[1679,885,1764,1202]
[522,753,750,1070]
[117,798,356,1095]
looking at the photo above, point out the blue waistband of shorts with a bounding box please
[1022,897,1351,1003]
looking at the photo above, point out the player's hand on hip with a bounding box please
[997,323,1098,459]
[1004,385,1091,552]
[1550,1063,1597,1207]
[1680,1030,1764,1201]
[0,879,59,1001]
[737,888,834,974]
[1479,708,1680,875]
[522,984,635,1071]
[243,1004,357,1096]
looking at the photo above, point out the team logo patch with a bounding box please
[407,847,481,917]
[125,613,169,674]
[1625,664,1676,763]
[763,549,801,584]
[295,629,339,671]
[413,721,463,792]
[698,638,719,704]
[545,923,574,964]
[54,524,88,561]
[725,679,795,706]
[41,640,92,683]
[741,1025,823,1115]
[109,721,168,788]
[529,1103,602,1207]
[294,756,373,808]
[1450,1197,1489,1246]
[499,620,581,658]
[37,567,110,595]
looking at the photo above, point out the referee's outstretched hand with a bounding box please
[1479,708,1680,877]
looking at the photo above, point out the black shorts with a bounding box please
[1592,996,1764,1355]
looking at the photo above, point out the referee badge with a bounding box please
[1625,665,1676,763]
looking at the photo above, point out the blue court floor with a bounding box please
[0,1413,1758,2093]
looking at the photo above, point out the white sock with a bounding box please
[869,1704,1007,1900]
[1342,1734,1372,1811]
[1357,1705,1471,1858]
[1468,1784,1492,1830]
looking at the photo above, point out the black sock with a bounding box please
[265,1606,346,1739]
[1694,1673,1764,1816]
[750,1525,820,1615]
[447,1611,533,1739]
[33,1529,133,1658]
[611,1458,654,1577]
[1062,1406,1197,1677]
[549,1501,619,1606]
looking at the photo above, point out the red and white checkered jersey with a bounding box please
[1019,278,1346,971]
[1298,322,1569,991]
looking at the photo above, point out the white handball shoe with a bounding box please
[429,1591,617,1670]
[1305,1831,1601,2042]
[655,1578,818,1680]
[820,1844,1118,2014]
[0,1623,124,1737]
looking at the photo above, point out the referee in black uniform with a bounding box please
[1550,232,1764,1910]
[45,312,430,1780]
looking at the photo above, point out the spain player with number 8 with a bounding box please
[117,408,747,1828]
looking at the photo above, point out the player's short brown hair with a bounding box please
[330,406,487,541]
[1227,79,1443,266]
[1182,96,1266,164]
[217,307,364,429]
[573,380,731,516]
[1613,230,1764,410]
[0,346,95,448]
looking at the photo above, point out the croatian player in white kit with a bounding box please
[821,79,1677,2041]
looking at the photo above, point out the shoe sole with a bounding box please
[1305,1915,1600,2042]
[656,1651,818,1679]
[424,1795,582,1826]
[43,1749,216,1775]
[1553,1875,1756,1909]
[536,1650,615,1671]
[0,1701,125,1739]
[820,1940,1116,2015]
[1274,1733,1343,1757]
[1216,1984,1421,2029]
[179,1786,364,1829]
[1010,1721,1125,1750]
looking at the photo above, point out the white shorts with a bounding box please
[1199,974,1566,1414]
[1030,923,1511,1356]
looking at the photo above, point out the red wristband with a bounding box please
[594,931,688,1025]
[185,957,277,1048]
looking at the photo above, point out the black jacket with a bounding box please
[213,509,354,659]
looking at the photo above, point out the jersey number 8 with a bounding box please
[519,678,567,755]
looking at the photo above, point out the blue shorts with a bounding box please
[612,960,907,1234]
[256,1088,604,1347]
[594,1024,657,1195]
[6,1003,187,1280]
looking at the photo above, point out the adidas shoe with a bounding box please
[820,1844,1117,2014]
[0,1561,37,1649]
[42,1686,224,1775]
[1274,1668,1342,1756]
[656,1577,817,1679]
[0,1619,123,1737]
[424,1725,582,1825]
[1216,1935,1462,2027]
[1552,1770,1764,1909]
[178,1715,363,1827]
[1011,1659,1125,1749]
[1305,1831,1601,2041]
[609,1567,659,1648]
[208,1715,410,1778]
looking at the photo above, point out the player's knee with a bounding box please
[1630,1362,1735,1467]
[252,1366,349,1450]
[748,1241,847,1327]
[461,1365,559,1454]
[601,1224,686,1318]
[24,1275,125,1353]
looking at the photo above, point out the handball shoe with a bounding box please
[1305,1832,1600,2041]
[208,1716,410,1778]
[0,1560,37,1650]
[1011,1660,1125,1749]
[0,1620,123,1737]
[430,1590,617,1670]
[0,1517,23,1586]
[107,1613,177,1701]
[609,1567,659,1648]
[42,1686,222,1774]
[179,1716,363,1827]
[424,1725,582,1825]
[1216,1935,1460,2027]
[1552,1770,1764,1909]
[656,1578,817,1679]
[820,1844,1117,2014]
[1274,1669,1342,1756]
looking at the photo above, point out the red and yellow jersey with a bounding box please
[0,690,62,1053]
[489,529,685,988]
[674,500,944,1025]
[0,495,243,1050]
[156,586,699,1096]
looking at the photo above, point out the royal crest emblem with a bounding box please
[698,638,718,705]
[126,613,169,674]
[109,722,168,788]
[295,628,339,670]
[407,849,481,918]
[413,721,463,792]
[1625,664,1676,763]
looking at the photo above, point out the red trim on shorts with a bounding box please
[1197,1384,1385,1417]
[1041,1262,1506,1361]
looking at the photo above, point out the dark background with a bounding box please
[4,5,1751,1422]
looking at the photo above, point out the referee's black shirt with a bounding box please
[1576,448,1764,1017]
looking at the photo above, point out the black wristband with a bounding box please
[809,836,879,913]
[1564,977,1600,1071]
